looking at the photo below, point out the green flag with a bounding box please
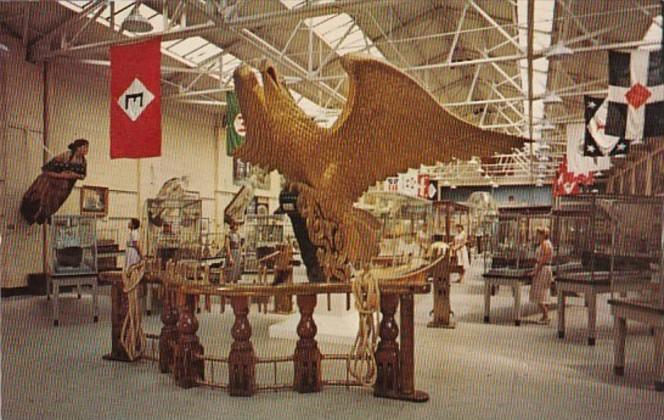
[226,91,246,156]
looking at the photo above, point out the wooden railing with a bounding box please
[101,256,449,403]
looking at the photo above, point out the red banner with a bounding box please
[110,37,161,159]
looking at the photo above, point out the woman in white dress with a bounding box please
[125,218,143,270]
[452,224,470,283]
[529,227,553,324]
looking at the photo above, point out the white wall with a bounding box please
[0,34,281,288]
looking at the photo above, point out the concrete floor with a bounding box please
[2,259,664,419]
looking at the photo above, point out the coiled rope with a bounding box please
[120,261,146,361]
[348,267,381,386]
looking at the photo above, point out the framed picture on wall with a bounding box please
[80,186,109,217]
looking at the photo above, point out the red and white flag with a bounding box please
[553,158,594,197]
[417,174,430,199]
[110,37,162,159]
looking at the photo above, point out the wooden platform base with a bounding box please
[376,389,430,403]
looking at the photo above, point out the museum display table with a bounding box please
[482,268,532,326]
[47,273,99,327]
[556,271,651,346]
[609,298,664,391]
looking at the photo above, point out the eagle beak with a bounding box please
[259,59,280,88]
[233,63,257,90]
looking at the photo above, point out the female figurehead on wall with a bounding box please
[20,139,89,225]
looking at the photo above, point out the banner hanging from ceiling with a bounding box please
[605,50,664,142]
[110,37,162,159]
[226,91,246,156]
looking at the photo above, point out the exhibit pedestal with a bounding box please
[269,293,359,345]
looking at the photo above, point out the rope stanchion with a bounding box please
[120,261,147,361]
[348,267,381,386]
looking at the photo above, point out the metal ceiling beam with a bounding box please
[446,2,469,64]
[29,0,406,62]
[467,0,524,53]
[27,0,106,60]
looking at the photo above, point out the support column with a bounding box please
[374,293,400,398]
[586,291,597,346]
[613,315,626,376]
[103,274,132,362]
[293,294,321,393]
[428,253,454,329]
[398,294,429,402]
[483,280,491,323]
[513,283,522,327]
[228,296,256,396]
[174,294,204,388]
[654,327,664,391]
[159,297,179,373]
[558,291,566,339]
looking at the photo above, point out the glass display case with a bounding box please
[145,198,203,263]
[432,200,470,243]
[50,215,97,276]
[242,214,288,272]
[552,194,660,288]
[466,192,499,255]
[360,192,433,263]
[484,206,551,273]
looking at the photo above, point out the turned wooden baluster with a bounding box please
[228,296,256,396]
[293,294,322,393]
[428,252,454,329]
[399,293,428,402]
[374,293,400,399]
[174,293,204,388]
[159,296,179,373]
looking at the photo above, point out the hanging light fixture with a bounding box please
[542,91,563,104]
[539,119,557,131]
[122,2,153,33]
[546,42,573,58]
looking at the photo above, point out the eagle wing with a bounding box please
[330,53,528,205]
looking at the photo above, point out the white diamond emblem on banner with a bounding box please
[427,183,437,199]
[117,78,155,122]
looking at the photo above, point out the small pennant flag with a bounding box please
[384,177,399,192]
[417,174,430,199]
[398,171,418,197]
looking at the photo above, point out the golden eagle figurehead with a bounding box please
[232,54,527,279]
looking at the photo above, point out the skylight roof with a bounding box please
[58,0,241,80]
[280,1,385,58]
[517,0,555,140]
